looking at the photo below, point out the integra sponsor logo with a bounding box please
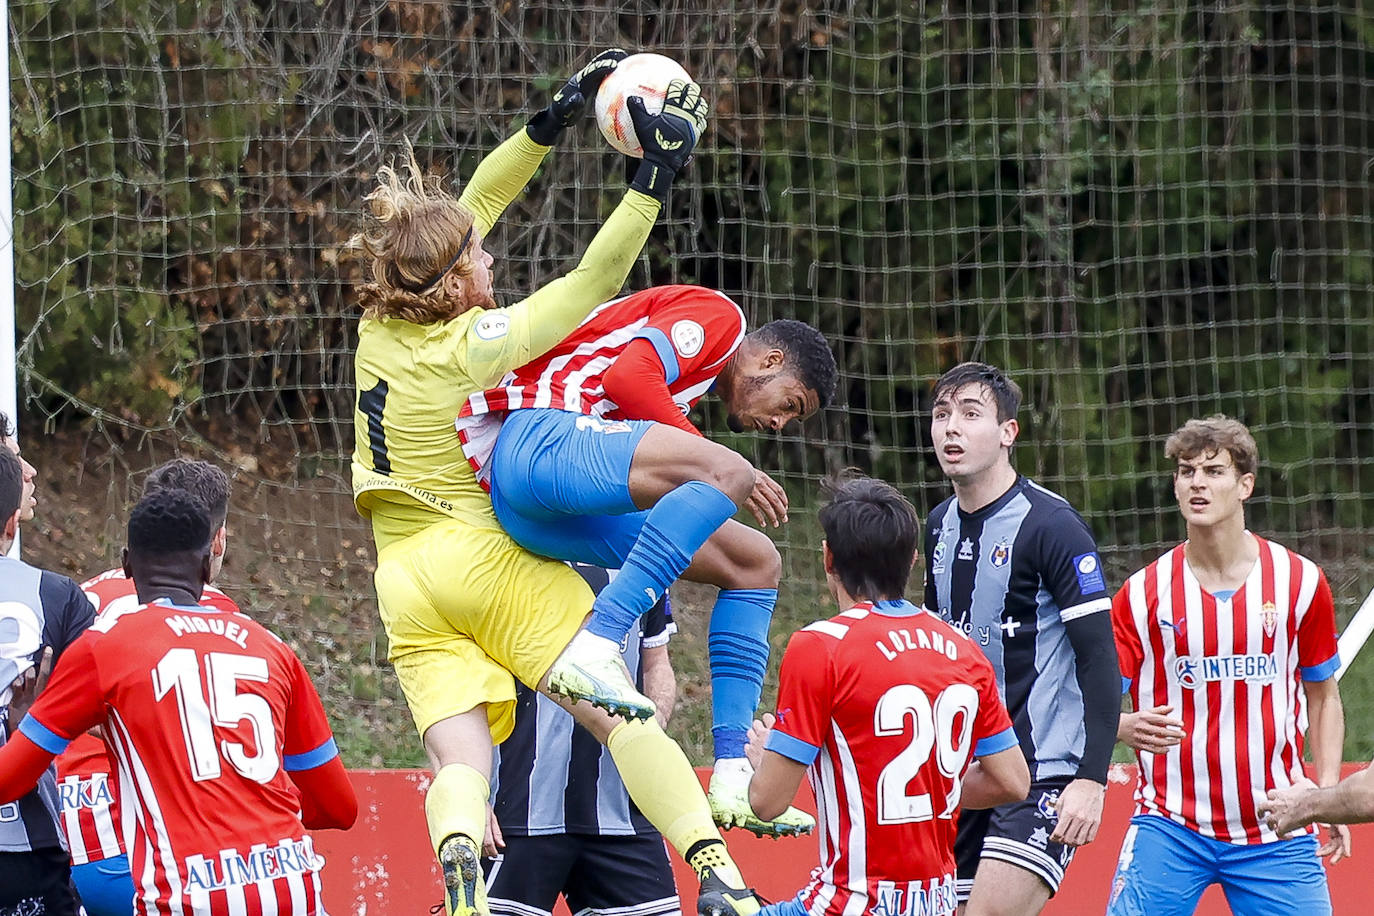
[1174,654,1278,688]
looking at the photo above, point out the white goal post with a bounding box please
[0,0,17,557]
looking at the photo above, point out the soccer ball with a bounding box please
[594,53,693,157]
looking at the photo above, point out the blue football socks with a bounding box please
[708,588,777,760]
[588,480,738,642]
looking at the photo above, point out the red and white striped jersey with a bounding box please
[56,570,240,866]
[1112,535,1340,844]
[768,600,1017,916]
[27,598,338,916]
[455,285,746,486]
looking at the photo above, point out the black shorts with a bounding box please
[483,833,680,916]
[0,847,77,916]
[955,776,1078,902]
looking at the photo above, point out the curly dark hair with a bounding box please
[754,319,838,408]
[145,459,231,528]
[128,489,212,556]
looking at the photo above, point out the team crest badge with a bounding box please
[1036,790,1060,820]
[990,539,1011,568]
[1261,601,1278,638]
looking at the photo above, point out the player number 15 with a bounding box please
[153,648,280,784]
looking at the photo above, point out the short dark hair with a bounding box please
[818,476,920,601]
[144,459,231,528]
[0,450,21,522]
[0,412,12,439]
[128,489,212,556]
[932,362,1022,424]
[754,320,838,408]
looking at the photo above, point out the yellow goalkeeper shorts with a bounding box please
[373,518,592,743]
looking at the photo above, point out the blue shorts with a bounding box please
[490,409,654,570]
[71,855,133,916]
[759,896,808,916]
[1107,815,1330,916]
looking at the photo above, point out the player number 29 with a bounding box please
[152,649,280,784]
[874,683,978,824]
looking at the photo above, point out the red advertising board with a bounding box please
[313,766,1370,915]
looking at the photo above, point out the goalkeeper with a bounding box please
[351,51,760,916]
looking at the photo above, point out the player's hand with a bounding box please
[526,48,628,146]
[1259,778,1319,837]
[1318,822,1352,865]
[5,646,52,736]
[1117,705,1185,754]
[482,803,505,858]
[744,469,789,528]
[745,712,776,771]
[627,79,708,201]
[1048,778,1105,847]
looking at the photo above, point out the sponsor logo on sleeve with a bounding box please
[932,537,948,574]
[670,319,705,358]
[1072,552,1105,593]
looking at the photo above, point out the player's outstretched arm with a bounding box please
[472,81,709,385]
[1262,768,1374,834]
[0,731,57,803]
[459,50,627,237]
[289,756,358,830]
[525,49,626,146]
[4,633,102,800]
[1301,673,1352,862]
[961,746,1030,811]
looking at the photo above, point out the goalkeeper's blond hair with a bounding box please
[353,148,477,324]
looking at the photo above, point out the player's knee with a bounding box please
[703,449,755,505]
[753,538,782,587]
[719,527,781,589]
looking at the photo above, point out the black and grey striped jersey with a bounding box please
[924,476,1118,783]
[0,555,95,853]
[490,563,673,837]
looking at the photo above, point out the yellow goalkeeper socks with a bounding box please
[605,718,743,884]
[685,838,748,889]
[424,763,489,857]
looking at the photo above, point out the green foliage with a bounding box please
[10,0,268,423]
[700,0,1374,566]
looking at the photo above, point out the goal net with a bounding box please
[10,0,1372,760]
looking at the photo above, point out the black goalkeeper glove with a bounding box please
[627,79,708,203]
[525,48,629,146]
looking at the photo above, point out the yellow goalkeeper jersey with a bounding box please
[351,129,660,549]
